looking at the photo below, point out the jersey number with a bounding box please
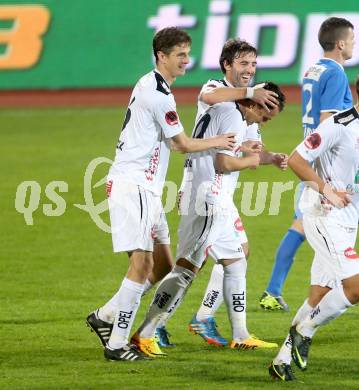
[193,113,211,139]
[302,83,314,126]
[121,96,136,131]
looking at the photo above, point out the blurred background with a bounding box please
[2,2,359,388]
[0,0,358,106]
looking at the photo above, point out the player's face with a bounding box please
[246,104,280,125]
[341,28,355,60]
[226,52,257,87]
[164,43,191,78]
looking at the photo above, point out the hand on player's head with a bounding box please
[252,87,279,112]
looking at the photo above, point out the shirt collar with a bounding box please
[320,57,344,71]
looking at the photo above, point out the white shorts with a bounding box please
[107,177,170,252]
[303,215,359,288]
[176,200,246,268]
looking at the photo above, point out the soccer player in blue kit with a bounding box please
[260,17,355,311]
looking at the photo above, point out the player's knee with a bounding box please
[130,252,154,276]
[222,258,247,276]
[176,257,200,274]
[291,219,305,234]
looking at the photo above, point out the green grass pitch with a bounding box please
[1,104,358,389]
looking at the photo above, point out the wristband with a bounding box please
[246,87,254,99]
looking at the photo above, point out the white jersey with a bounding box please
[109,69,183,196]
[179,78,261,207]
[296,106,359,226]
[181,101,247,207]
[197,78,261,141]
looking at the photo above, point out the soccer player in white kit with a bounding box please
[187,39,288,347]
[85,27,239,362]
[269,102,359,381]
[132,82,286,357]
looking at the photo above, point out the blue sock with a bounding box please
[266,229,305,297]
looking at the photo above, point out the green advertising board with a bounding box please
[0,0,358,89]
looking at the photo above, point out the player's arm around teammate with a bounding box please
[86,27,236,361]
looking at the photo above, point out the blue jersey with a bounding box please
[302,58,352,137]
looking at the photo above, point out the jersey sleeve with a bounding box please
[153,94,184,138]
[296,119,342,162]
[244,123,262,142]
[199,79,224,98]
[320,69,349,113]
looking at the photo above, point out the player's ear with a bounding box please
[157,51,168,64]
[223,60,232,72]
[337,39,345,50]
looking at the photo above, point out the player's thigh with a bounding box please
[152,244,173,282]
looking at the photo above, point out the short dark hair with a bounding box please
[318,17,354,51]
[356,75,359,98]
[219,39,257,74]
[264,82,286,111]
[153,27,192,62]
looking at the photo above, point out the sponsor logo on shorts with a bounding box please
[211,173,223,195]
[234,217,244,232]
[232,292,245,312]
[304,133,321,150]
[203,289,220,308]
[145,146,160,181]
[165,111,179,126]
[106,180,113,198]
[344,247,359,260]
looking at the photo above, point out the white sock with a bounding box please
[223,259,250,341]
[137,265,195,338]
[107,278,144,349]
[98,290,121,323]
[142,279,153,296]
[98,278,153,324]
[196,263,224,321]
[274,299,312,365]
[298,285,352,338]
